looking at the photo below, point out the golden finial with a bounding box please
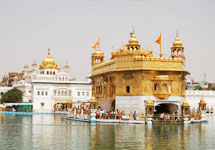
[32,59,37,66]
[173,30,182,47]
[24,62,29,69]
[48,48,50,55]
[65,61,69,69]
[131,25,135,33]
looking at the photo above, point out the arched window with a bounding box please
[53,71,55,75]
[178,50,181,55]
[154,83,159,91]
[162,83,167,89]
[47,71,49,75]
[50,71,52,75]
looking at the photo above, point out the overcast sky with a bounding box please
[0,0,214,82]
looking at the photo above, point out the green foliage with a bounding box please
[194,85,203,90]
[1,88,23,103]
[207,87,215,91]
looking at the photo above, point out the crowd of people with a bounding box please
[157,112,182,122]
[94,109,138,120]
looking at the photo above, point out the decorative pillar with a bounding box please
[90,95,97,123]
[199,97,207,122]
[145,100,154,124]
[181,99,190,124]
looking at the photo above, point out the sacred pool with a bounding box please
[0,114,214,150]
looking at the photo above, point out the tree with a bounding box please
[194,85,202,90]
[1,88,23,103]
[207,87,215,91]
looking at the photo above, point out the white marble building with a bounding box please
[186,90,215,112]
[29,48,92,112]
[1,48,92,112]
[116,90,215,114]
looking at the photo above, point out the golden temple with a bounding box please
[90,30,189,113]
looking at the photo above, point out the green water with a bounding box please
[0,114,214,150]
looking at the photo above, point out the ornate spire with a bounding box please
[48,48,50,55]
[173,31,182,47]
[32,59,37,66]
[65,61,69,69]
[24,63,29,69]
[129,29,139,45]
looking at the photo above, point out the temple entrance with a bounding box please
[155,103,178,114]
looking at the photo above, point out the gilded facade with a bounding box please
[90,31,189,114]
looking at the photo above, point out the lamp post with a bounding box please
[181,99,190,124]
[89,95,97,123]
[145,100,154,124]
[199,97,207,122]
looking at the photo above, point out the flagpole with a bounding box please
[160,33,163,58]
[160,43,163,58]
[99,37,100,50]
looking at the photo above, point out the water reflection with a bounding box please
[0,114,214,150]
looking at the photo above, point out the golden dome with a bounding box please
[90,95,97,103]
[93,49,102,55]
[173,31,183,47]
[24,63,29,69]
[32,59,37,66]
[65,62,69,69]
[39,48,59,70]
[146,100,154,106]
[200,97,206,104]
[182,99,189,107]
[129,31,139,44]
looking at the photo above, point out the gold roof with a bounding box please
[39,48,59,70]
[200,97,206,104]
[129,31,139,45]
[155,75,170,80]
[173,31,183,47]
[146,100,154,106]
[24,63,29,69]
[90,95,97,103]
[182,99,189,107]
[32,59,37,66]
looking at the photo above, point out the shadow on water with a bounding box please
[0,114,214,150]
